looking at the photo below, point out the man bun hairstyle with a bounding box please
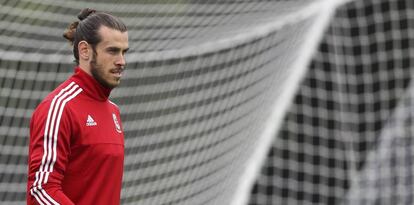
[77,8,96,21]
[63,8,127,65]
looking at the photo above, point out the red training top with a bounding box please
[27,67,125,205]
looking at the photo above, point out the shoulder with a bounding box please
[108,100,118,106]
[33,81,84,118]
[108,100,120,109]
[108,100,122,116]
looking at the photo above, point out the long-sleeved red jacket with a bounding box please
[27,67,125,205]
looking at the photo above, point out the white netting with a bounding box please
[7,0,406,204]
[250,0,414,204]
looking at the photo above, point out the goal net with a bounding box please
[249,0,414,204]
[3,0,410,205]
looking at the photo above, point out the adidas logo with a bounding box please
[86,115,97,126]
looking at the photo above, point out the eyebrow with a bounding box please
[106,46,129,53]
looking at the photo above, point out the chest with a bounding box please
[70,100,124,146]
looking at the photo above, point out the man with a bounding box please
[27,8,129,205]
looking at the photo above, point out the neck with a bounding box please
[78,62,92,76]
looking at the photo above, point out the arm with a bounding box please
[27,99,75,205]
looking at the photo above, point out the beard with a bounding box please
[90,52,119,89]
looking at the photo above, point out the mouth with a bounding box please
[110,68,124,78]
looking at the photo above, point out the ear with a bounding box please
[78,41,90,61]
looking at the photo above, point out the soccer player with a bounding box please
[27,8,129,205]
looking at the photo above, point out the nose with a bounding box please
[115,55,126,67]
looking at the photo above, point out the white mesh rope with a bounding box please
[0,0,355,204]
[249,0,414,204]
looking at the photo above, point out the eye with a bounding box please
[107,49,117,54]
[106,47,120,55]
